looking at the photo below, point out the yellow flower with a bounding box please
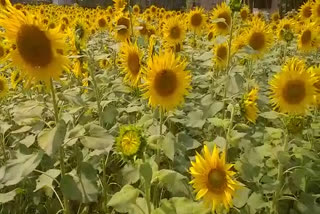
[115,15,131,42]
[0,7,69,85]
[243,88,259,123]
[270,58,317,115]
[188,7,206,34]
[271,11,280,22]
[148,34,156,58]
[213,42,228,69]
[240,5,250,21]
[189,144,239,212]
[244,17,273,58]
[116,125,145,158]
[0,75,9,99]
[297,22,320,53]
[11,70,23,90]
[311,0,320,22]
[99,59,110,69]
[163,16,186,46]
[142,51,191,111]
[277,18,295,41]
[308,65,320,106]
[113,0,126,12]
[299,0,313,20]
[96,15,108,30]
[212,2,232,35]
[0,0,12,10]
[133,5,140,14]
[119,42,143,87]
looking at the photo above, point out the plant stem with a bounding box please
[272,129,289,214]
[145,184,152,214]
[88,53,103,127]
[102,152,110,212]
[225,104,235,162]
[0,134,7,162]
[50,79,70,214]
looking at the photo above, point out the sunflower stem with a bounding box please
[225,104,235,162]
[50,78,70,214]
[272,128,289,214]
[145,183,152,214]
[88,53,104,127]
[0,133,7,162]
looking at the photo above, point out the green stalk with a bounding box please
[225,104,235,162]
[88,54,103,127]
[50,79,70,214]
[0,133,7,162]
[272,130,289,214]
[145,184,152,214]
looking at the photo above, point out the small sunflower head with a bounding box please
[0,75,9,99]
[116,125,146,159]
[241,87,259,123]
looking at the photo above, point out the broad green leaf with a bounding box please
[247,192,268,213]
[152,170,188,196]
[20,135,36,148]
[61,175,82,201]
[186,111,205,129]
[107,185,139,213]
[0,122,11,134]
[11,126,32,134]
[177,133,201,151]
[35,169,61,192]
[80,135,114,150]
[0,189,20,204]
[121,163,140,184]
[77,162,99,203]
[260,111,279,120]
[160,133,175,161]
[233,186,251,208]
[140,162,152,186]
[38,120,67,156]
[12,100,44,125]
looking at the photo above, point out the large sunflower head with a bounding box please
[240,5,250,21]
[188,7,206,33]
[0,7,69,85]
[212,2,232,35]
[189,144,239,212]
[213,42,228,69]
[116,125,146,159]
[297,22,320,53]
[119,42,143,87]
[115,15,131,42]
[277,18,295,42]
[244,17,273,58]
[270,57,317,115]
[163,16,186,46]
[0,75,9,99]
[142,51,191,112]
[311,0,320,22]
[299,0,313,20]
[242,87,259,123]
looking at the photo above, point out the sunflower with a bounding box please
[99,59,110,69]
[308,65,320,106]
[0,75,9,99]
[299,0,313,20]
[0,43,8,62]
[297,22,320,52]
[0,7,69,85]
[11,69,23,89]
[244,17,273,58]
[212,2,232,35]
[243,87,259,123]
[119,42,143,87]
[115,15,131,42]
[163,16,186,46]
[142,51,191,111]
[189,144,239,212]
[311,0,320,22]
[240,5,250,21]
[96,16,108,31]
[271,11,280,22]
[270,58,317,115]
[113,0,126,12]
[188,7,206,33]
[116,125,146,159]
[133,4,140,15]
[277,18,295,42]
[213,42,228,69]
[0,0,12,10]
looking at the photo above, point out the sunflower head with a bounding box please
[188,7,206,33]
[270,57,317,115]
[97,16,108,30]
[242,87,259,123]
[115,15,131,41]
[297,22,319,53]
[133,4,140,14]
[213,42,228,69]
[0,75,9,99]
[299,0,313,20]
[189,144,239,212]
[116,125,146,159]
[142,51,191,112]
[163,16,186,46]
[212,2,232,35]
[119,42,143,87]
[113,0,127,12]
[271,11,280,22]
[311,0,320,22]
[240,5,250,21]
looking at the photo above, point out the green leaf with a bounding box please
[152,170,188,196]
[177,133,201,151]
[160,133,175,161]
[38,120,67,156]
[0,189,20,204]
[61,175,82,201]
[121,163,140,184]
[11,126,32,134]
[233,186,251,208]
[186,111,205,129]
[12,100,44,125]
[0,122,11,135]
[20,135,36,148]
[102,105,118,125]
[140,162,153,186]
[80,135,114,150]
[107,185,139,213]
[35,169,61,192]
[260,111,279,120]
[208,117,230,129]
[77,162,99,203]
[247,192,268,213]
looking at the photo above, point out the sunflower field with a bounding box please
[0,0,320,213]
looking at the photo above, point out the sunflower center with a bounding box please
[0,0,6,7]
[0,80,4,92]
[272,14,280,22]
[191,13,202,27]
[98,18,107,28]
[49,23,56,29]
[170,26,181,40]
[208,169,227,192]
[282,80,306,104]
[121,131,140,156]
[117,17,130,35]
[0,46,4,58]
[17,24,53,67]
[217,12,230,30]
[301,30,311,45]
[128,52,140,76]
[217,46,227,61]
[249,32,265,51]
[303,6,312,18]
[139,23,148,35]
[240,10,248,20]
[154,69,177,97]
[208,31,213,41]
[317,5,320,16]
[283,24,290,30]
